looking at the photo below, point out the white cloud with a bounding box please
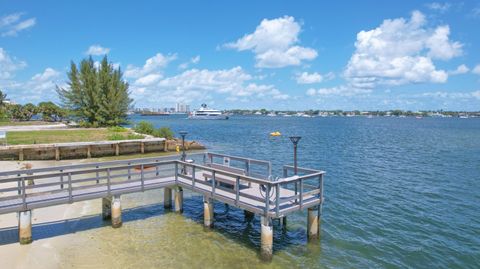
[297,72,323,84]
[0,48,27,79]
[472,64,480,75]
[296,71,335,84]
[1,67,62,103]
[345,10,462,89]
[125,53,176,79]
[130,66,289,105]
[179,55,201,69]
[306,86,372,97]
[134,73,162,86]
[191,55,200,64]
[28,68,61,91]
[85,45,110,56]
[225,16,317,68]
[0,13,36,37]
[425,2,451,13]
[421,91,480,100]
[448,64,469,75]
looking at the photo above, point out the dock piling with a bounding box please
[164,187,172,209]
[260,216,273,261]
[244,210,254,222]
[102,196,112,220]
[111,195,122,228]
[307,206,319,240]
[174,187,183,213]
[18,210,32,244]
[203,196,214,227]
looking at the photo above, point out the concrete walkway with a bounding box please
[0,123,68,132]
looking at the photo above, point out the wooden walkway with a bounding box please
[0,152,325,259]
[0,153,324,217]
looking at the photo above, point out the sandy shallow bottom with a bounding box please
[0,159,316,269]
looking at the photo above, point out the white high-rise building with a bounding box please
[176,103,190,113]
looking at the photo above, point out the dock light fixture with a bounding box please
[179,131,188,174]
[289,136,301,175]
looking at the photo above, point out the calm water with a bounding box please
[69,115,480,268]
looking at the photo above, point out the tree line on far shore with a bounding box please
[1,56,132,127]
[0,94,66,122]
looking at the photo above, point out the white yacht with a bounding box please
[188,104,229,120]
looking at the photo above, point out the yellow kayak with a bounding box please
[270,131,281,136]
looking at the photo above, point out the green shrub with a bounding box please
[153,127,174,139]
[127,133,144,139]
[134,121,155,135]
[107,133,125,140]
[108,126,128,132]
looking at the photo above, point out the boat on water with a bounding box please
[188,104,229,120]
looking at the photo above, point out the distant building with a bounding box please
[175,103,190,113]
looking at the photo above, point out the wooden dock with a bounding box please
[0,152,325,260]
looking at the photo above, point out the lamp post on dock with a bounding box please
[289,136,301,175]
[289,136,301,205]
[179,131,188,174]
[179,131,187,161]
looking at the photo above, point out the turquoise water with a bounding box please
[128,115,480,268]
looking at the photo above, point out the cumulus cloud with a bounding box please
[344,10,462,89]
[306,86,372,97]
[28,68,61,91]
[125,53,176,79]
[134,73,162,86]
[448,64,469,75]
[425,2,451,13]
[179,55,200,69]
[421,91,480,100]
[0,48,26,79]
[85,45,110,56]
[472,64,480,75]
[129,66,289,105]
[1,67,62,103]
[296,71,335,84]
[0,12,36,37]
[224,16,317,68]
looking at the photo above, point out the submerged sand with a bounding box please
[0,159,304,269]
[0,160,99,269]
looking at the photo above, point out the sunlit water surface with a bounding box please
[57,115,480,268]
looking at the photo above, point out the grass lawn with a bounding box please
[0,120,57,126]
[6,128,145,145]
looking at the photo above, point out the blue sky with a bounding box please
[0,0,479,111]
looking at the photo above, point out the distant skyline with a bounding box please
[0,0,479,111]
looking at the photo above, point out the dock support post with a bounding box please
[244,210,254,222]
[164,187,172,209]
[55,147,60,161]
[19,149,24,161]
[140,142,145,154]
[307,206,320,241]
[260,216,273,261]
[203,196,214,227]
[102,196,112,220]
[174,187,183,213]
[18,210,32,244]
[115,143,120,156]
[111,195,122,228]
[279,216,287,231]
[87,145,91,158]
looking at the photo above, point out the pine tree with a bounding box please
[57,56,132,127]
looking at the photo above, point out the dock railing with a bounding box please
[204,152,272,179]
[176,155,324,218]
[0,152,324,218]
